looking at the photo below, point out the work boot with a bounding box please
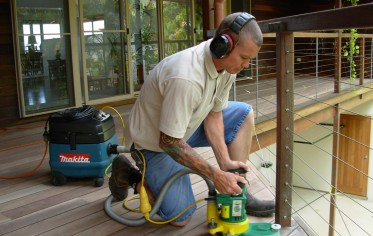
[109,154,142,201]
[245,192,275,217]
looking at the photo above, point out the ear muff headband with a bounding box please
[210,12,256,59]
[230,12,255,34]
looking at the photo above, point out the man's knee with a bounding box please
[242,109,255,130]
[170,217,191,227]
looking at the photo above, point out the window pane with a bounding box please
[195,0,203,43]
[43,24,61,35]
[129,0,159,92]
[83,0,130,100]
[163,0,193,57]
[83,0,121,31]
[16,0,74,115]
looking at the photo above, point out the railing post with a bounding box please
[316,37,319,98]
[328,104,340,236]
[371,38,373,80]
[334,30,342,93]
[360,37,365,85]
[272,21,294,227]
[256,56,259,118]
[370,38,373,80]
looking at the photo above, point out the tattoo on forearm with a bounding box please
[159,132,215,178]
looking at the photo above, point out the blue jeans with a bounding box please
[140,101,252,222]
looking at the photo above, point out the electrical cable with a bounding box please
[56,105,95,120]
[0,118,50,179]
[104,168,215,226]
[0,141,48,179]
[101,105,125,178]
[0,123,45,135]
[0,140,44,152]
[132,150,206,224]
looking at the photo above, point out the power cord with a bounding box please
[102,106,125,178]
[0,140,48,179]
[122,149,204,224]
[0,116,50,179]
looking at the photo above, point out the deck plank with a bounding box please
[0,184,51,204]
[1,183,100,219]
[0,198,88,235]
[0,184,83,212]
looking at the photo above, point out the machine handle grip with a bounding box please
[227,168,247,175]
[227,168,247,189]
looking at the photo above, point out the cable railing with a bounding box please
[230,3,373,235]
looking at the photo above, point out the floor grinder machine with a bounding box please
[47,105,117,187]
[104,146,281,236]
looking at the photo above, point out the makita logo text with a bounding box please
[59,154,90,163]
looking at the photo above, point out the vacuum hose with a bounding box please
[104,169,216,226]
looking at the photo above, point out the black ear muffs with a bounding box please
[209,34,234,59]
[210,12,256,59]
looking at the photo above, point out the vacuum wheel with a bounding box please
[51,171,67,186]
[94,177,105,187]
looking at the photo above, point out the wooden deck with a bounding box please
[0,114,304,235]
[0,76,370,236]
[0,143,304,235]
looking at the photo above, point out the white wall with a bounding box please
[293,124,333,192]
[250,143,277,187]
[250,100,373,199]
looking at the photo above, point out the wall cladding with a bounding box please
[251,0,335,20]
[0,0,20,126]
[250,0,335,81]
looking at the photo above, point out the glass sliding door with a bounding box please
[163,0,194,57]
[128,0,202,92]
[16,0,74,115]
[129,0,159,92]
[194,0,204,44]
[14,0,204,115]
[82,0,130,100]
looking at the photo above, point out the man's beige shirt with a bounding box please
[125,39,236,152]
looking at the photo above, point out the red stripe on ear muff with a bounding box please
[222,34,234,52]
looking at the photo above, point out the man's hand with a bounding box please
[212,169,248,195]
[219,159,250,175]
[158,132,249,195]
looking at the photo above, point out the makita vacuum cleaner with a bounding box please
[47,105,117,187]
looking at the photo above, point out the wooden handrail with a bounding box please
[258,3,373,33]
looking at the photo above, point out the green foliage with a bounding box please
[130,0,158,65]
[346,0,358,6]
[17,7,63,24]
[163,1,193,55]
[342,0,359,81]
[130,0,203,63]
[342,29,359,81]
